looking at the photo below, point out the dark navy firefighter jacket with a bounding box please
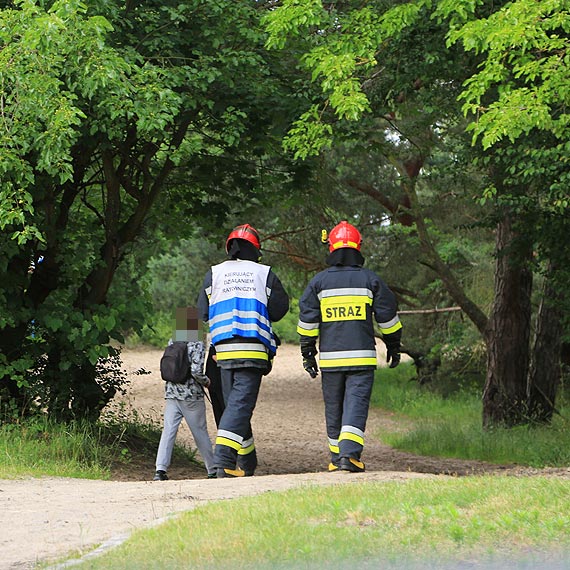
[297,264,402,371]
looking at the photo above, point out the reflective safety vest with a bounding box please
[207,260,277,363]
[297,265,402,371]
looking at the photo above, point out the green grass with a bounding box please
[0,412,199,480]
[67,476,570,569]
[371,363,570,467]
[0,418,113,479]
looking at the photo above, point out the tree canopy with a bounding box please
[264,0,570,425]
[1,0,569,427]
[0,0,301,419]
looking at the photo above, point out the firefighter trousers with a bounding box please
[321,369,374,464]
[214,367,261,474]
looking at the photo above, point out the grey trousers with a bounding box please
[155,398,215,475]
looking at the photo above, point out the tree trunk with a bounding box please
[527,262,562,423]
[482,214,533,428]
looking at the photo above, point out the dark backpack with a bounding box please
[160,341,190,383]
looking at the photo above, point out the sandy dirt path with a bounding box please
[2,343,567,569]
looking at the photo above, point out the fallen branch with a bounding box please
[399,307,462,315]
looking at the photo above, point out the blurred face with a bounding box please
[173,307,205,342]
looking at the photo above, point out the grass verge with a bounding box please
[0,411,199,480]
[371,363,570,467]
[66,476,570,569]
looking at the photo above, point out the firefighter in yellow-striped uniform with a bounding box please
[298,221,402,472]
[198,224,289,478]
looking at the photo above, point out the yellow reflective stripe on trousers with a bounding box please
[339,431,364,446]
[216,351,269,361]
[328,436,339,454]
[216,436,242,451]
[238,442,255,456]
[320,357,377,368]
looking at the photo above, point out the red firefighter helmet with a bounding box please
[225,223,261,253]
[327,221,362,252]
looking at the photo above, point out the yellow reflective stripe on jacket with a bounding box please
[378,315,402,335]
[319,349,377,368]
[216,350,269,361]
[318,287,373,300]
[297,325,319,337]
[215,342,269,361]
[297,319,319,337]
[320,357,376,368]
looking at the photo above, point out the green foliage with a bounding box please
[448,0,570,147]
[0,404,202,479]
[0,188,43,244]
[263,0,327,50]
[143,238,223,314]
[283,105,334,160]
[126,311,174,349]
[0,0,299,420]
[271,298,300,345]
[0,416,113,479]
[372,364,570,467]
[263,0,570,230]
[264,0,432,156]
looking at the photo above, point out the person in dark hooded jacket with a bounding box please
[297,221,402,473]
[198,224,289,477]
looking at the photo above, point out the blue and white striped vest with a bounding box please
[208,260,277,355]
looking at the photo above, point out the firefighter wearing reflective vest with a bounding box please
[297,221,402,472]
[198,224,289,478]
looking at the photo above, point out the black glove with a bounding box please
[303,355,319,378]
[300,337,319,378]
[386,346,401,368]
[383,329,402,369]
